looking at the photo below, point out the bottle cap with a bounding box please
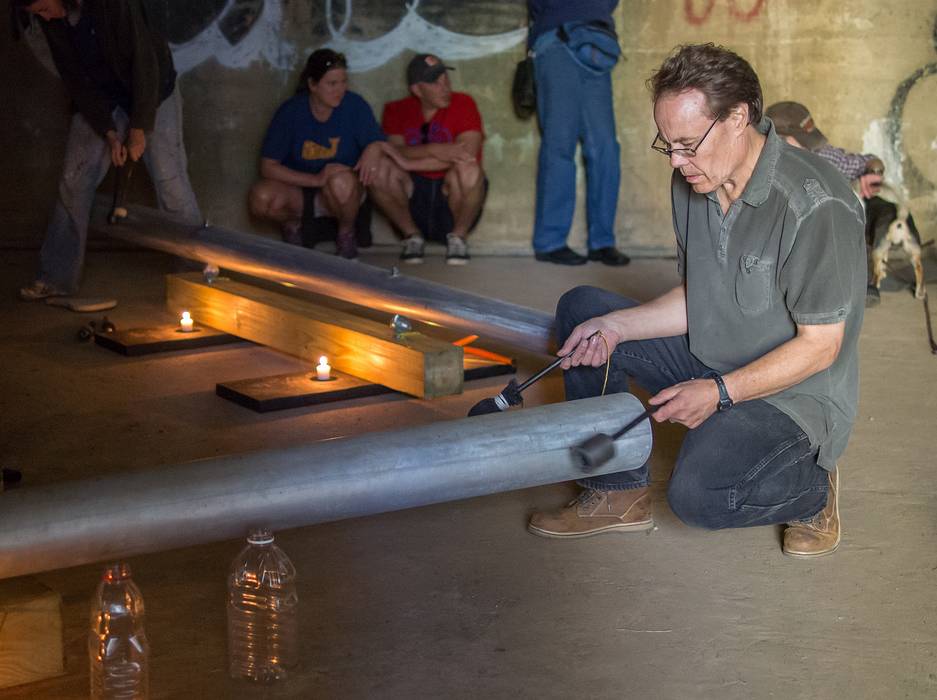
[247,529,274,545]
[102,562,132,581]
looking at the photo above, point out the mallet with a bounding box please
[467,332,599,417]
[572,404,661,471]
[108,159,136,224]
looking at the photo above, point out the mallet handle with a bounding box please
[517,332,600,393]
[610,405,659,440]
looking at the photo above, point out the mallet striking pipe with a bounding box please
[572,404,661,471]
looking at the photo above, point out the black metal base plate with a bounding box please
[217,355,515,413]
[94,325,242,356]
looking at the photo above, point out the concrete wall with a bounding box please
[2,0,935,254]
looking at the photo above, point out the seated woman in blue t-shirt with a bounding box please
[249,49,388,259]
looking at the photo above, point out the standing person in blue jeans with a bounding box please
[15,0,201,301]
[529,44,867,559]
[528,0,629,266]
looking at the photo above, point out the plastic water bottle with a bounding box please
[227,529,299,682]
[89,562,149,700]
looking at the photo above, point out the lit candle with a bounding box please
[316,355,331,381]
[180,311,194,332]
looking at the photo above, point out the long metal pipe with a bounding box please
[94,202,555,353]
[0,394,651,579]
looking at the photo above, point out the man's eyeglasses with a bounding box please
[651,118,718,159]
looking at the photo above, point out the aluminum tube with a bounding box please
[0,394,651,579]
[95,202,555,353]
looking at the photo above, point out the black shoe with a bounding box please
[865,285,881,308]
[588,247,631,266]
[534,246,587,265]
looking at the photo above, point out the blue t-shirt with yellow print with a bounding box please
[260,90,385,175]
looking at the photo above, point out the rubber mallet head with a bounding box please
[570,433,616,471]
[467,378,523,417]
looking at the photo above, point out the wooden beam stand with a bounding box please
[166,273,463,398]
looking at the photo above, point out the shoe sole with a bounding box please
[782,541,840,559]
[20,289,66,301]
[527,519,654,539]
[446,258,469,266]
[402,258,424,265]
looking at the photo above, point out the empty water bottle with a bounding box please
[227,529,299,682]
[89,562,149,700]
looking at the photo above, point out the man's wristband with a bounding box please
[705,371,733,412]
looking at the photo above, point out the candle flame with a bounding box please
[181,311,191,321]
[318,355,328,365]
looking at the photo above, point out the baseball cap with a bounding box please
[765,101,828,151]
[406,54,454,86]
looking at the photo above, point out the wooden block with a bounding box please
[0,577,64,689]
[217,354,516,413]
[94,325,242,356]
[167,273,463,398]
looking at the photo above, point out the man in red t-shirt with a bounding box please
[371,54,487,265]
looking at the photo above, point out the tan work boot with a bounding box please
[528,487,653,539]
[783,468,840,558]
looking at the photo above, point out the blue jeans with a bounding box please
[38,88,201,293]
[532,30,620,253]
[558,286,830,530]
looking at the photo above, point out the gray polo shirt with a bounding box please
[672,117,866,469]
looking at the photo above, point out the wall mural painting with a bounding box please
[683,0,766,26]
[166,0,294,75]
[885,12,937,198]
[23,0,527,77]
[320,0,527,72]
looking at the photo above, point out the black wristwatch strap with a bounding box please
[707,372,733,412]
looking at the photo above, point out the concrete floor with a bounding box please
[1,245,936,699]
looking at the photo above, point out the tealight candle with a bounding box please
[180,311,194,332]
[316,355,331,381]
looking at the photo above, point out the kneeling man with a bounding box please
[529,44,866,558]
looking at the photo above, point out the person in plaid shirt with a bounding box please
[766,102,883,199]
[766,101,886,306]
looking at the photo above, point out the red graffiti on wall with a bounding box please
[684,0,767,26]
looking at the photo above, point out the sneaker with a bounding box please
[783,468,840,558]
[19,280,65,301]
[336,229,358,260]
[400,235,425,264]
[528,487,653,539]
[445,234,470,265]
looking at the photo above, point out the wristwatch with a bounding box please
[707,372,733,412]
